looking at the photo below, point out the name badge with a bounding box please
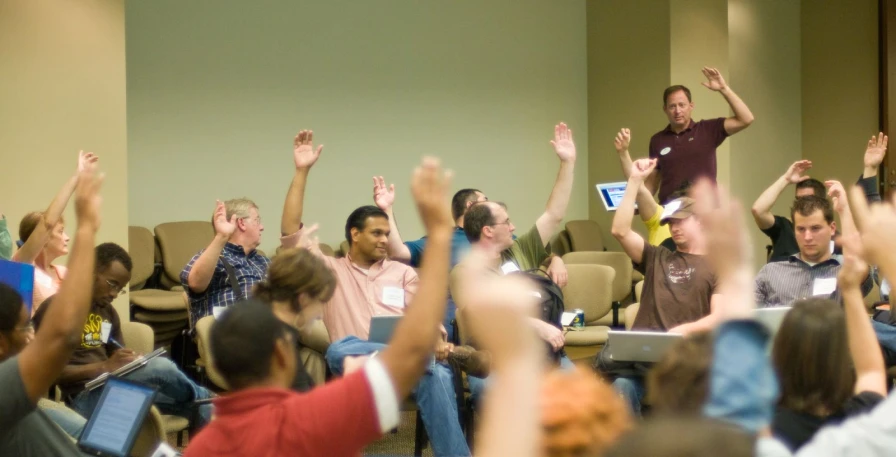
[382,287,405,308]
[812,277,837,297]
[100,321,112,344]
[500,261,521,275]
[212,306,226,319]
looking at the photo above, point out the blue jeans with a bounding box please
[40,402,86,439]
[612,376,646,416]
[468,355,573,405]
[326,336,470,457]
[873,319,896,352]
[72,357,213,426]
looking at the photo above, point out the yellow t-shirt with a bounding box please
[644,204,672,246]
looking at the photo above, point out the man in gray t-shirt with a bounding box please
[0,356,87,456]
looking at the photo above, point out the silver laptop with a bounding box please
[369,315,401,344]
[605,330,683,363]
[754,307,792,336]
[595,182,637,212]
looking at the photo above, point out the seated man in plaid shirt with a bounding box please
[181,130,323,326]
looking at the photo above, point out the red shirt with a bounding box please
[649,117,728,204]
[184,369,383,457]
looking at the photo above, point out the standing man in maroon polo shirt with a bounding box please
[647,67,755,203]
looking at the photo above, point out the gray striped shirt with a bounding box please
[754,255,872,308]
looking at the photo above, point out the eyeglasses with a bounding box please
[105,279,128,296]
[489,219,512,227]
[242,216,262,225]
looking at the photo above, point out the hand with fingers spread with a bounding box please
[701,67,729,92]
[825,180,849,214]
[614,128,631,154]
[410,157,455,234]
[293,129,324,170]
[550,122,577,163]
[629,158,657,181]
[864,132,888,171]
[77,150,99,173]
[372,176,396,211]
[213,200,237,238]
[782,160,812,184]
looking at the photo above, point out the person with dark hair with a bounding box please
[34,242,213,427]
[181,129,324,325]
[646,67,754,204]
[645,331,713,416]
[0,164,101,456]
[752,135,886,263]
[185,157,464,457]
[603,158,720,415]
[754,183,871,308]
[12,151,98,312]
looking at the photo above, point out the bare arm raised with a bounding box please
[614,128,660,222]
[701,67,755,135]
[282,130,324,236]
[535,123,577,247]
[372,176,412,263]
[611,159,655,264]
[750,160,812,230]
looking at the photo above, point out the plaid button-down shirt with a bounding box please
[754,254,872,308]
[181,242,271,325]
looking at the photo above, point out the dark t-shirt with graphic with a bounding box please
[632,243,716,330]
[33,296,122,399]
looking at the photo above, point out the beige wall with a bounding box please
[0,0,129,317]
[802,0,879,185]
[729,0,802,267]
[125,0,589,254]
[586,0,671,250]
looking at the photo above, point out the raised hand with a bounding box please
[629,158,657,180]
[700,66,728,92]
[613,128,631,154]
[296,223,320,250]
[550,122,576,163]
[212,200,237,238]
[372,176,396,211]
[293,129,324,169]
[410,157,454,233]
[838,234,869,289]
[782,160,812,184]
[864,132,888,169]
[77,150,99,173]
[463,272,542,360]
[74,162,104,232]
[825,180,848,213]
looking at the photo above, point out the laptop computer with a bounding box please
[78,377,158,457]
[0,259,34,314]
[605,330,683,363]
[368,315,401,344]
[754,307,792,348]
[595,182,636,212]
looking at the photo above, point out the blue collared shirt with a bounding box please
[404,227,471,268]
[181,242,271,325]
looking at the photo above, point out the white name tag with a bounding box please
[100,322,112,344]
[812,277,837,297]
[382,287,405,308]
[500,261,520,275]
[149,442,179,457]
[212,306,226,319]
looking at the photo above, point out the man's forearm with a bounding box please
[475,350,542,457]
[720,86,755,125]
[186,235,228,293]
[383,208,411,262]
[281,169,309,236]
[617,150,634,179]
[543,160,575,223]
[611,176,641,239]
[752,176,789,218]
[838,207,858,243]
[842,286,886,383]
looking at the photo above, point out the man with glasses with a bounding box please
[33,242,214,426]
[181,129,323,325]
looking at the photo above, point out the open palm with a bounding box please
[293,129,323,169]
[864,132,888,169]
[213,200,236,237]
[373,176,395,210]
[701,67,728,92]
[551,123,576,162]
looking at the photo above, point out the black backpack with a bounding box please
[516,269,566,362]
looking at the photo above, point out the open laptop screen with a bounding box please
[0,259,34,314]
[595,182,635,212]
[78,377,157,457]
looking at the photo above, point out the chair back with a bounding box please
[154,221,214,289]
[565,220,605,252]
[195,315,229,390]
[562,251,632,303]
[562,264,615,325]
[128,226,156,290]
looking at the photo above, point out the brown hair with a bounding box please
[18,211,64,242]
[252,248,336,311]
[605,416,754,457]
[790,195,834,225]
[540,367,632,457]
[663,85,692,106]
[646,331,713,415]
[772,298,855,416]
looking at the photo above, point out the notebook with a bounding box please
[78,377,158,457]
[0,259,34,314]
[85,348,167,391]
[368,315,401,344]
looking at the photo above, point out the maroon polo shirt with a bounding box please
[649,117,728,204]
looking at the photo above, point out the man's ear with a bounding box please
[482,225,494,239]
[830,221,837,235]
[236,217,248,232]
[350,227,361,244]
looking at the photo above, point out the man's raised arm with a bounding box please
[281,129,323,236]
[185,201,235,293]
[535,122,577,246]
[750,160,812,230]
[701,67,755,135]
[18,165,102,402]
[615,128,660,222]
[378,158,454,400]
[611,159,653,264]
[372,176,412,263]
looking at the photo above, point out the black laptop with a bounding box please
[77,376,158,457]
